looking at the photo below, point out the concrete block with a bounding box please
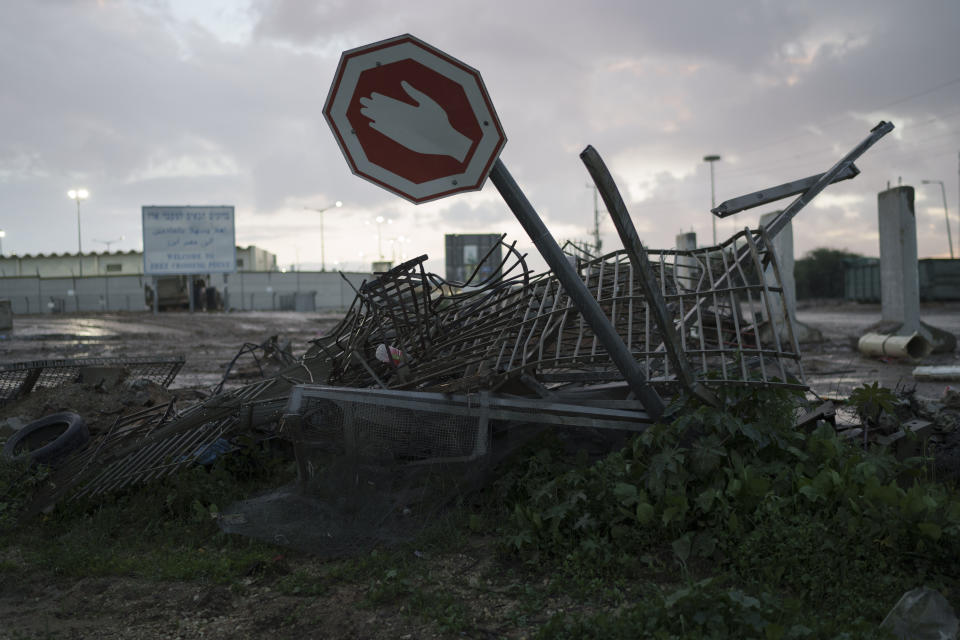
[878,186,920,332]
[674,231,698,292]
[876,418,934,460]
[759,212,822,343]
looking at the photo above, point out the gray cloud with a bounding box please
[0,0,958,270]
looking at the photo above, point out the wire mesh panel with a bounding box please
[284,384,652,477]
[20,380,288,517]
[0,355,185,406]
[287,386,490,466]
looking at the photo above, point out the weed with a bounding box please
[495,384,960,630]
[276,568,330,597]
[1,439,296,585]
[0,457,51,530]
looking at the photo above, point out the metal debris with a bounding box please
[0,356,184,407]
[15,123,898,522]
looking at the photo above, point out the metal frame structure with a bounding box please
[0,355,185,406]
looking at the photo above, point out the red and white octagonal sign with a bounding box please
[324,34,507,204]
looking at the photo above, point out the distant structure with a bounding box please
[234,246,279,272]
[0,245,277,278]
[445,234,502,284]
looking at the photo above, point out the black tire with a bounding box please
[1,412,89,466]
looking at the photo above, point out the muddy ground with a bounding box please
[796,301,960,400]
[0,304,959,639]
[2,302,958,405]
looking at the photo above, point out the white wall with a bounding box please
[0,252,143,277]
[0,270,373,314]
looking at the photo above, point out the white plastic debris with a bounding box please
[880,587,958,640]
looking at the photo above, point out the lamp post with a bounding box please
[0,229,5,256]
[389,235,412,263]
[68,188,89,276]
[703,155,721,245]
[585,183,601,255]
[303,201,342,271]
[921,179,954,259]
[374,215,392,259]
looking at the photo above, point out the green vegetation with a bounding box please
[794,247,862,299]
[2,382,958,637]
[494,384,960,636]
[0,438,293,583]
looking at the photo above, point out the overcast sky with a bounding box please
[1,0,959,274]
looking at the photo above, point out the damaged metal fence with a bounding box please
[299,228,803,398]
[13,123,895,529]
[0,355,185,407]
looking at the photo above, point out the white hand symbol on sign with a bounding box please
[359,80,472,163]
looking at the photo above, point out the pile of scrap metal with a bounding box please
[19,122,894,522]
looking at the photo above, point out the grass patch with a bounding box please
[1,439,296,585]
[3,382,958,637]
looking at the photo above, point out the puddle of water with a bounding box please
[170,372,224,390]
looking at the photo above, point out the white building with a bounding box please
[0,245,277,278]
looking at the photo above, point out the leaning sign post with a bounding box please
[324,34,664,418]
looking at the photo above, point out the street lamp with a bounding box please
[374,215,392,259]
[921,179,954,259]
[390,235,411,262]
[703,155,721,245]
[68,188,89,276]
[303,200,342,271]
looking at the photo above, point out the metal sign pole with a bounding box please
[581,145,718,408]
[489,159,665,419]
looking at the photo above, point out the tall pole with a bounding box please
[304,201,341,271]
[76,198,83,275]
[586,183,601,255]
[940,180,954,260]
[320,210,327,270]
[376,216,384,259]
[489,159,665,418]
[68,189,89,277]
[703,155,721,245]
[922,179,954,259]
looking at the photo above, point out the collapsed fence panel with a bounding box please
[283,384,653,472]
[0,355,185,406]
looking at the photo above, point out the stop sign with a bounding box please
[324,34,507,204]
